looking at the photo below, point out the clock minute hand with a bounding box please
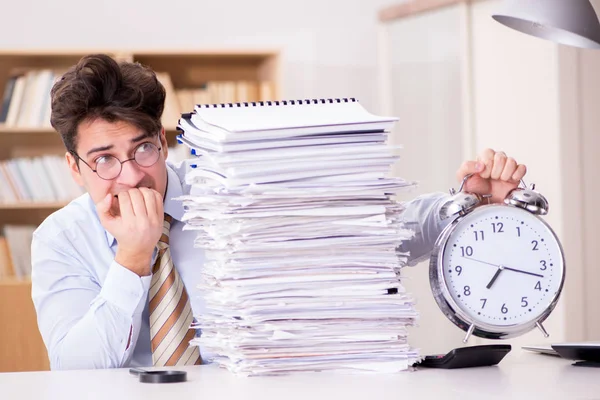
[463,257,499,268]
[502,266,544,278]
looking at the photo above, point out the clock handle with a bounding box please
[454,173,473,195]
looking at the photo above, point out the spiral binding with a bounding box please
[195,98,358,108]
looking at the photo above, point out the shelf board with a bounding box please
[0,126,180,134]
[0,48,279,57]
[0,276,30,286]
[0,202,67,210]
[0,127,181,159]
[0,202,68,225]
[0,126,56,134]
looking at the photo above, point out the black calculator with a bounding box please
[416,344,512,369]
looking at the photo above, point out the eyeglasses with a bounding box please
[74,141,162,180]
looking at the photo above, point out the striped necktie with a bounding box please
[148,214,202,366]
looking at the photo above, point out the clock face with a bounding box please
[440,205,564,328]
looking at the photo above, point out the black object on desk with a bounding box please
[129,368,187,383]
[551,343,600,368]
[573,361,600,368]
[416,344,512,369]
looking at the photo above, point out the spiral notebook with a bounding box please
[178,98,398,144]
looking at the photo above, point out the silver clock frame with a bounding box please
[429,203,567,343]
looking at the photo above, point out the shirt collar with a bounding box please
[163,162,185,221]
[104,163,184,247]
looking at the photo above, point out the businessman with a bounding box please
[31,54,527,370]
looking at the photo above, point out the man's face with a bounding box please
[66,118,169,215]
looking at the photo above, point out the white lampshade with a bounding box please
[492,0,600,49]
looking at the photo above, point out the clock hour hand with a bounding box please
[486,266,504,289]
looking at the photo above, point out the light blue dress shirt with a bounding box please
[31,160,450,370]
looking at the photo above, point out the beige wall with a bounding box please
[579,47,600,339]
[380,5,468,355]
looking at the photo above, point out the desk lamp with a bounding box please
[492,0,600,49]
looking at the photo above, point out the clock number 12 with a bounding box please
[492,222,504,233]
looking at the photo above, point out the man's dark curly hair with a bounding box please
[50,54,166,157]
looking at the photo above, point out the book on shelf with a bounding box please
[155,72,182,129]
[0,155,83,204]
[0,236,14,280]
[0,226,35,280]
[0,68,274,130]
[0,143,191,205]
[167,80,273,127]
[0,69,61,129]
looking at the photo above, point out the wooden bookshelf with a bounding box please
[0,278,49,372]
[0,127,184,160]
[0,202,67,210]
[0,49,281,372]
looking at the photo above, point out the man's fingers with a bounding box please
[117,191,134,218]
[512,164,527,181]
[153,190,164,217]
[139,188,159,224]
[128,189,148,217]
[96,194,114,218]
[477,148,495,179]
[456,160,484,182]
[501,157,518,181]
[490,151,507,180]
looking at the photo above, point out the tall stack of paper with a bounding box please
[176,98,419,376]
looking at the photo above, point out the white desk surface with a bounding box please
[1,350,599,400]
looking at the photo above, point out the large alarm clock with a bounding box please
[429,174,566,342]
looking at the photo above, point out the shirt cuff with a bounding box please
[434,192,453,231]
[100,261,152,316]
